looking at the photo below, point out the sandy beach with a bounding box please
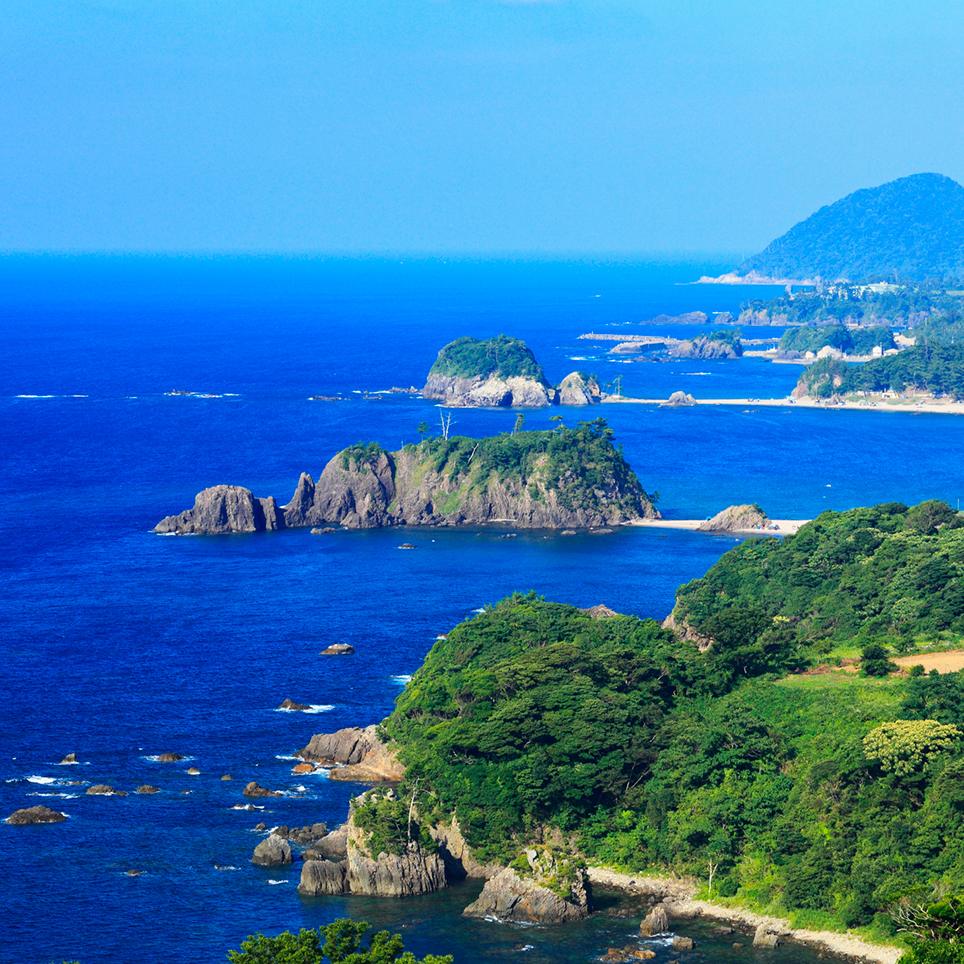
[587,868,904,964]
[602,394,964,415]
[631,518,810,535]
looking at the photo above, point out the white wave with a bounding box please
[274,704,334,715]
[71,394,88,398]
[231,804,265,811]
[390,675,412,685]
[214,865,239,871]
[223,393,240,397]
[518,946,535,952]
[268,879,288,885]
[27,792,78,799]
[26,775,73,786]
[17,394,56,398]
[275,753,299,761]
[142,754,194,763]
[568,356,590,361]
[471,607,485,613]
[436,634,447,640]
[291,785,307,792]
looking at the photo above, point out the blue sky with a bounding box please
[3,0,964,256]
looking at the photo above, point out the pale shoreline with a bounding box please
[632,518,810,536]
[602,394,964,416]
[587,868,903,964]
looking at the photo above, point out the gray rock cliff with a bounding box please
[462,848,592,922]
[422,373,554,408]
[154,485,284,535]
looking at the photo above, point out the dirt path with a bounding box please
[894,651,964,673]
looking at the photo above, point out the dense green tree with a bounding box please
[226,920,452,964]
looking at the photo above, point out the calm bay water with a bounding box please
[1,256,959,963]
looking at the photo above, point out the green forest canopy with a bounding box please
[381,502,964,936]
[796,346,964,398]
[343,419,657,517]
[428,334,549,383]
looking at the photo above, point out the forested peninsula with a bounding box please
[154,420,658,534]
[311,500,964,955]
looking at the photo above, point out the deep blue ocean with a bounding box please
[2,255,962,964]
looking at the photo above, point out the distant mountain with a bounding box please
[739,173,964,282]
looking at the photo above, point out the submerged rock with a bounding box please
[243,781,282,799]
[278,698,312,711]
[6,805,67,825]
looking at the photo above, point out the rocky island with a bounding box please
[154,419,659,534]
[422,334,601,407]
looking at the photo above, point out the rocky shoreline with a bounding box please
[586,868,903,964]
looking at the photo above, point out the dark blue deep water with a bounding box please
[2,256,962,964]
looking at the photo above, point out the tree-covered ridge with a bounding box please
[401,419,656,517]
[671,500,964,658]
[428,334,549,383]
[738,172,964,282]
[380,584,964,935]
[779,324,896,355]
[795,346,964,398]
[381,594,686,861]
[741,284,958,327]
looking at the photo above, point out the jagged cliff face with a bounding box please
[422,373,554,407]
[154,485,283,535]
[283,445,656,530]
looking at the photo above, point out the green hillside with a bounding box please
[740,173,964,282]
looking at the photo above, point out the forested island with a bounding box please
[303,500,964,959]
[422,334,602,407]
[154,419,658,534]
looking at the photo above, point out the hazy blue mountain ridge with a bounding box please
[740,173,964,282]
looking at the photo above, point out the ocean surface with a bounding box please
[2,255,961,964]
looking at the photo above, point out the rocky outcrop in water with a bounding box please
[299,725,404,782]
[297,800,446,898]
[462,848,592,922]
[281,439,655,531]
[659,392,697,408]
[696,504,769,532]
[304,825,349,861]
[252,833,293,867]
[556,372,601,406]
[668,336,741,360]
[6,805,67,825]
[154,485,284,535]
[156,422,657,534]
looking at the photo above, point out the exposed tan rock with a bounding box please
[696,504,769,533]
[157,752,183,762]
[135,785,159,794]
